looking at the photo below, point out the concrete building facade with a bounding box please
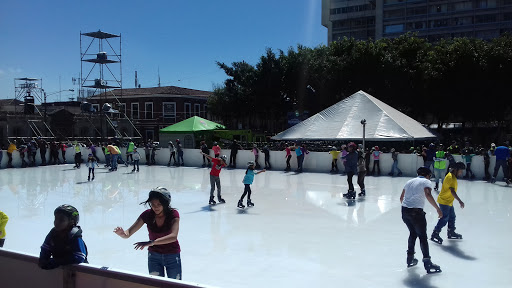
[322,0,512,41]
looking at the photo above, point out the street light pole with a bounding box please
[361,119,367,151]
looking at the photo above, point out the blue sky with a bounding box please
[0,0,326,102]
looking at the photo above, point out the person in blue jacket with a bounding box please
[237,161,266,209]
[39,205,88,269]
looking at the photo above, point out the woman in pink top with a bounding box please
[212,142,221,158]
[284,143,292,171]
[114,187,182,280]
[371,146,381,176]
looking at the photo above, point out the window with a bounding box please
[163,102,176,123]
[184,103,191,119]
[92,104,99,113]
[194,104,201,116]
[131,103,139,119]
[203,104,208,118]
[145,102,153,119]
[384,24,404,33]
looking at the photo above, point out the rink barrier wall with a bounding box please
[0,248,212,288]
[0,148,505,179]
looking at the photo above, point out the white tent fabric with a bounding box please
[272,90,436,141]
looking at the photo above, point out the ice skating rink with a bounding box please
[0,164,511,288]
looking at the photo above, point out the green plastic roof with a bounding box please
[159,116,225,133]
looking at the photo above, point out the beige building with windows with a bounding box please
[322,0,512,41]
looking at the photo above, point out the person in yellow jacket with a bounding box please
[7,141,17,168]
[430,162,466,245]
[0,210,8,247]
[107,143,120,171]
[433,144,446,191]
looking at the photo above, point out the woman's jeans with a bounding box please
[148,251,182,280]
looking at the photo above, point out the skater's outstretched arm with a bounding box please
[256,169,266,174]
[200,151,213,160]
[114,218,144,239]
[449,187,465,208]
[424,187,443,218]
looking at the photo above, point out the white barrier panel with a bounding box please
[0,149,505,179]
[0,248,212,288]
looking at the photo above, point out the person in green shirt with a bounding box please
[433,144,446,191]
[126,139,135,165]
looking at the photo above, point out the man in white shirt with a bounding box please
[400,167,443,274]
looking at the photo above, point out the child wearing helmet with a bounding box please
[237,161,266,209]
[200,151,228,204]
[431,162,466,245]
[39,205,88,269]
[114,187,181,279]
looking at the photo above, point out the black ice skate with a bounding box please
[430,230,443,244]
[423,258,442,274]
[218,198,226,204]
[237,200,245,209]
[209,198,216,205]
[406,251,418,267]
[358,189,366,197]
[247,199,254,207]
[447,229,462,240]
[343,190,356,199]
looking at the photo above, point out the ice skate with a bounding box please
[423,258,441,274]
[209,198,216,205]
[343,190,356,199]
[237,200,245,209]
[430,230,443,244]
[406,251,418,267]
[447,229,462,240]
[247,199,254,207]
[218,198,226,204]
[397,172,403,177]
[358,189,366,197]
[491,177,496,183]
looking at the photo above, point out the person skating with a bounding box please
[73,141,82,169]
[212,141,221,158]
[262,145,271,170]
[237,161,266,209]
[132,147,141,172]
[431,162,466,245]
[167,141,176,166]
[400,167,443,274]
[229,140,242,168]
[176,139,184,166]
[433,144,446,191]
[86,154,99,181]
[38,137,48,166]
[252,144,261,169]
[371,146,381,176]
[200,141,211,168]
[7,140,16,168]
[114,187,182,279]
[342,142,358,199]
[388,148,403,177]
[39,205,88,269]
[357,144,367,196]
[329,146,341,173]
[491,143,510,184]
[284,143,292,171]
[0,210,8,247]
[201,152,228,204]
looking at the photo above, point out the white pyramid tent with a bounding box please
[272,90,435,141]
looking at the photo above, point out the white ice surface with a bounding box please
[0,164,511,288]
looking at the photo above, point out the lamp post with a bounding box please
[42,89,74,136]
[361,119,367,151]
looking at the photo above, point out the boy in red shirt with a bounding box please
[201,152,228,205]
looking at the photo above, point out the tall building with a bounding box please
[322,0,512,42]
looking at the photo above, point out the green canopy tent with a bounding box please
[159,116,226,148]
